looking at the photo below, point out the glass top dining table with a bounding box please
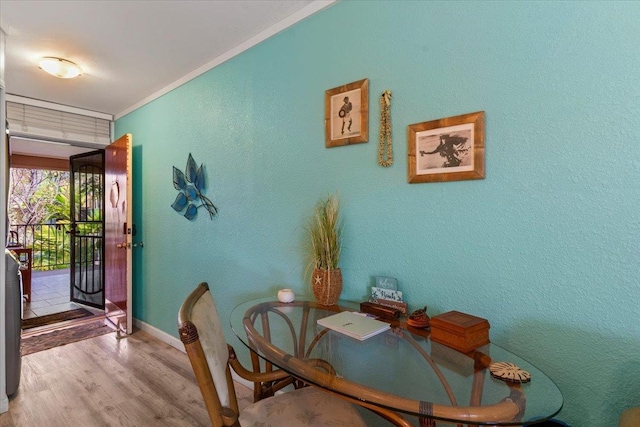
[230,297,563,426]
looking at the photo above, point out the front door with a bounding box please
[104,134,133,335]
[69,150,105,308]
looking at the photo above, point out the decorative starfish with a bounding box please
[314,275,322,285]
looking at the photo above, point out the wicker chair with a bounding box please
[178,282,367,427]
[620,407,640,427]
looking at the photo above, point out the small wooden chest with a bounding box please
[430,310,490,353]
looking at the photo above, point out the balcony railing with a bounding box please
[8,223,71,271]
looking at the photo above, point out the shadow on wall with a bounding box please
[132,144,143,318]
[500,319,640,426]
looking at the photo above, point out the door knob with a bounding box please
[116,242,128,249]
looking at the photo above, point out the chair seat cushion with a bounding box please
[239,386,367,426]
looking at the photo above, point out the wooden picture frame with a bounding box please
[325,78,369,148]
[408,111,485,183]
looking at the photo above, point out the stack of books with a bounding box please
[317,311,390,341]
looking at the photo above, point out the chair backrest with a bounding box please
[178,282,239,427]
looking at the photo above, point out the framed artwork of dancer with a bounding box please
[408,111,485,183]
[325,78,369,148]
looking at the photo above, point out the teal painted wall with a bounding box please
[115,1,640,425]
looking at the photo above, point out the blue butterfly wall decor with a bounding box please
[171,154,217,220]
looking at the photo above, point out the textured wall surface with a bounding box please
[116,1,640,425]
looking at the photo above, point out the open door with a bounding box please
[69,150,105,308]
[104,134,132,335]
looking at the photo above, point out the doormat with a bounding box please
[22,307,95,330]
[21,320,114,356]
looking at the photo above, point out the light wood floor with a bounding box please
[0,329,253,426]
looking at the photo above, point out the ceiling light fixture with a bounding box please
[39,57,82,79]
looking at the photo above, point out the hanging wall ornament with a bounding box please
[378,90,393,167]
[171,153,218,220]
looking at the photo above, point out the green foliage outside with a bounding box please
[9,169,70,224]
[9,169,71,270]
[10,167,104,271]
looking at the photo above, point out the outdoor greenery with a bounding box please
[9,169,70,225]
[9,168,72,270]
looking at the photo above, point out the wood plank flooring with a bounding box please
[0,329,253,426]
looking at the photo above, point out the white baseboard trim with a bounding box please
[133,318,183,351]
[0,394,8,413]
[132,318,253,390]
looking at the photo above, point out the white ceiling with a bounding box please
[1,0,329,159]
[1,0,326,117]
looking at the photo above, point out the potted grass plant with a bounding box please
[305,193,343,306]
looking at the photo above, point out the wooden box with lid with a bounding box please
[430,310,490,353]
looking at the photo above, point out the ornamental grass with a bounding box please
[306,194,343,271]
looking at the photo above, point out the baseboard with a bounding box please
[132,318,183,351]
[0,394,8,413]
[132,318,253,390]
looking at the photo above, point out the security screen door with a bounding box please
[69,150,105,308]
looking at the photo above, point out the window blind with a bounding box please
[7,101,111,145]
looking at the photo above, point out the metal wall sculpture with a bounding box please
[171,154,217,220]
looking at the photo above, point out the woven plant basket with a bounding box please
[312,268,342,306]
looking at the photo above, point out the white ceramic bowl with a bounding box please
[277,288,295,303]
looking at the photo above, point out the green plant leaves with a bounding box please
[306,193,342,270]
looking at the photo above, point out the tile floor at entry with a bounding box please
[22,269,84,319]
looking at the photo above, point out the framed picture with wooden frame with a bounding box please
[325,78,369,148]
[408,111,485,183]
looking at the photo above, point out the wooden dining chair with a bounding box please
[178,282,367,427]
[620,407,640,427]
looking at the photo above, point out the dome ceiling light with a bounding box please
[39,57,82,79]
